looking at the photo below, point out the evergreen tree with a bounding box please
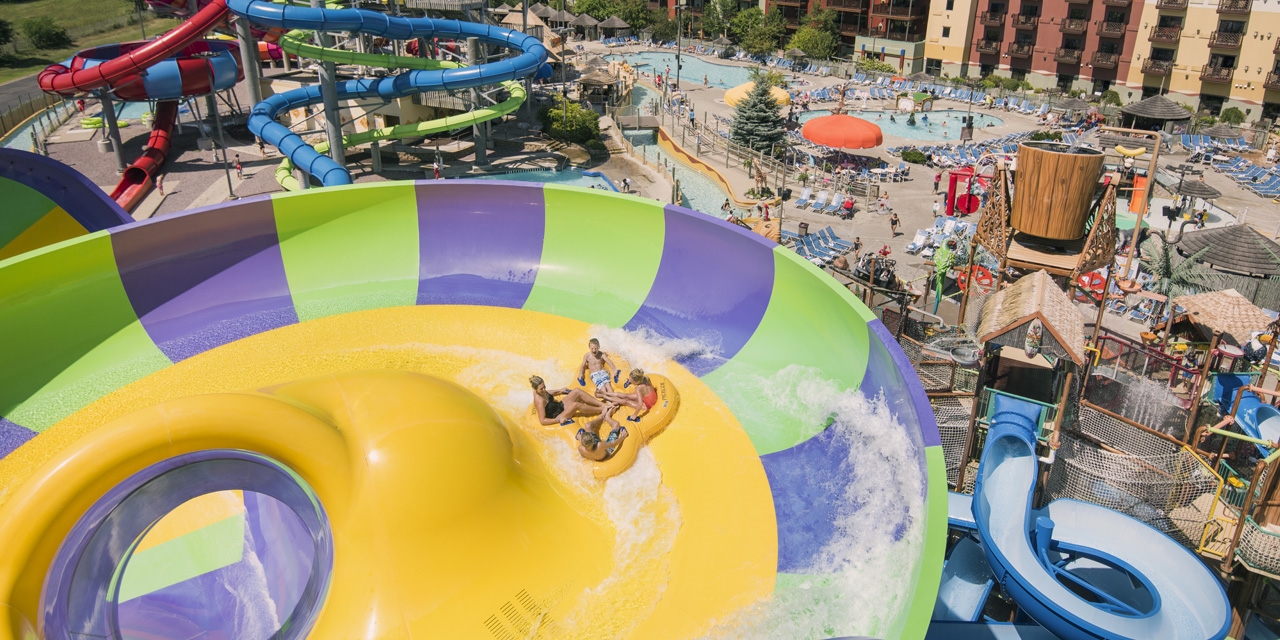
[731,79,786,153]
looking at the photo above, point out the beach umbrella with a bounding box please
[1174,179,1222,200]
[785,48,807,58]
[1201,123,1238,138]
[909,71,934,82]
[724,81,791,107]
[1055,96,1090,111]
[712,35,733,46]
[1121,95,1192,122]
[599,16,630,29]
[800,113,883,151]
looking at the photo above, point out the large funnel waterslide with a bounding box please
[226,0,549,188]
[37,1,242,211]
[968,394,1229,640]
[0,179,945,639]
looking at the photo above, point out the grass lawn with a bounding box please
[0,16,184,85]
[2,0,150,34]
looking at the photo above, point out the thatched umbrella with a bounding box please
[1174,179,1222,200]
[571,13,599,26]
[1176,225,1280,277]
[1201,123,1238,139]
[909,71,934,82]
[712,35,733,46]
[785,48,807,58]
[1055,96,1090,111]
[599,15,630,28]
[493,2,513,14]
[1171,289,1274,345]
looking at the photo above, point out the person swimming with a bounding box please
[575,406,629,461]
[597,369,658,422]
[530,375,604,426]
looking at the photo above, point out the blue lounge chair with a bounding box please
[819,227,854,252]
[824,193,845,214]
[794,187,813,208]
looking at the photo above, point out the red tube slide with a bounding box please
[110,100,178,213]
[38,0,230,96]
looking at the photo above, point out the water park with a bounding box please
[1,0,1280,638]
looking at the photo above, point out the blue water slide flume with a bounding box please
[970,394,1230,640]
[226,0,549,186]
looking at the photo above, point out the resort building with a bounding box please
[1122,0,1280,119]
[923,0,1280,117]
[764,0,932,71]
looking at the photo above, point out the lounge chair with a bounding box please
[818,227,853,252]
[810,190,830,211]
[794,187,813,208]
[824,193,845,214]
[905,230,929,254]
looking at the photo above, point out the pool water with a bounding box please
[797,108,1004,142]
[2,99,163,151]
[623,129,736,217]
[608,52,754,90]
[468,169,613,190]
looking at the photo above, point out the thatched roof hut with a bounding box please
[1170,289,1274,346]
[976,270,1086,365]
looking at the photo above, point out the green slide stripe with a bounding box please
[0,233,169,430]
[523,186,665,327]
[118,513,246,602]
[0,176,57,249]
[273,183,420,321]
[701,249,872,454]
[901,446,948,640]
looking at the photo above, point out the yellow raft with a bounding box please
[525,373,680,479]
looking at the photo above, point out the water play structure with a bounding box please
[0,164,942,639]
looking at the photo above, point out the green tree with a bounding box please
[739,7,786,55]
[855,57,896,74]
[20,17,72,49]
[1140,234,1225,309]
[747,65,786,87]
[802,0,838,35]
[730,7,763,42]
[788,26,836,59]
[1099,89,1123,107]
[700,0,739,39]
[573,0,614,20]
[614,0,654,30]
[730,78,786,153]
[0,19,12,48]
[1220,106,1246,125]
[648,10,679,42]
[538,96,601,144]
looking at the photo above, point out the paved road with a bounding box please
[0,74,45,116]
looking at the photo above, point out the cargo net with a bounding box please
[932,395,973,488]
[1237,515,1280,579]
[1076,403,1181,459]
[1046,433,1219,548]
[897,322,979,394]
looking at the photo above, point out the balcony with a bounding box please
[1142,58,1174,75]
[1101,0,1131,5]
[1209,30,1244,48]
[774,0,802,4]
[870,2,927,17]
[1156,0,1188,8]
[1265,72,1280,90]
[1200,64,1234,82]
[828,0,866,9]
[1097,20,1126,37]
[868,26,887,36]
[1149,25,1181,42]
[980,10,1006,25]
[1013,14,1039,28]
[1275,38,1280,54]
[1059,18,1087,34]
[1007,42,1035,57]
[1091,51,1119,68]
[1055,47,1083,64]
[1217,0,1251,13]
[976,39,1002,54]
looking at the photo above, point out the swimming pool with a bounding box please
[798,108,1004,142]
[468,169,614,190]
[608,52,754,90]
[1,99,163,151]
[623,129,736,217]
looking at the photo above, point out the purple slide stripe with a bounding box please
[414,181,544,308]
[0,417,36,459]
[623,207,774,377]
[864,319,941,449]
[0,149,131,231]
[113,196,298,362]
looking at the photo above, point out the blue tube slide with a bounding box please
[1214,373,1280,455]
[226,0,548,186]
[971,394,1230,640]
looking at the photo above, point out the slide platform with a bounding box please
[969,394,1229,640]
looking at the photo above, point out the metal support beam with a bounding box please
[97,89,127,173]
[312,0,346,169]
[468,37,488,167]
[235,18,264,106]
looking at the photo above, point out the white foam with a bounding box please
[700,365,927,640]
[588,325,716,374]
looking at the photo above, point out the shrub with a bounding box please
[1219,107,1245,125]
[1099,90,1123,107]
[0,19,13,48]
[901,149,927,164]
[537,96,600,144]
[1028,130,1063,141]
[584,138,607,151]
[20,17,71,49]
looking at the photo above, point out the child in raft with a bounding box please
[530,375,604,426]
[577,338,620,393]
[596,369,658,422]
[576,406,629,461]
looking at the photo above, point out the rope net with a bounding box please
[931,396,972,488]
[1238,516,1280,578]
[1046,432,1220,548]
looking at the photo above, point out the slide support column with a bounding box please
[312,0,347,169]
[235,18,263,107]
[97,89,127,173]
[468,37,488,167]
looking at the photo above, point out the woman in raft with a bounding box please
[596,369,658,422]
[575,406,630,461]
[530,375,605,426]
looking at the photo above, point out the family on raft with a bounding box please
[529,338,659,462]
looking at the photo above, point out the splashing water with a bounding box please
[1115,374,1186,439]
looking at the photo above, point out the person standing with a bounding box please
[932,199,941,218]
[703,74,709,88]
[688,106,696,128]
[234,155,243,179]
[433,160,441,180]
[257,137,266,156]
[889,212,900,237]
[852,236,863,259]
[933,171,942,193]
[1268,144,1277,166]
[155,174,164,196]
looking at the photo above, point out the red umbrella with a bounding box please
[800,113,883,151]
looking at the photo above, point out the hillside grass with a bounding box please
[0,14,183,85]
[2,0,144,34]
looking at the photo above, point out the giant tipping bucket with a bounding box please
[1012,141,1105,241]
